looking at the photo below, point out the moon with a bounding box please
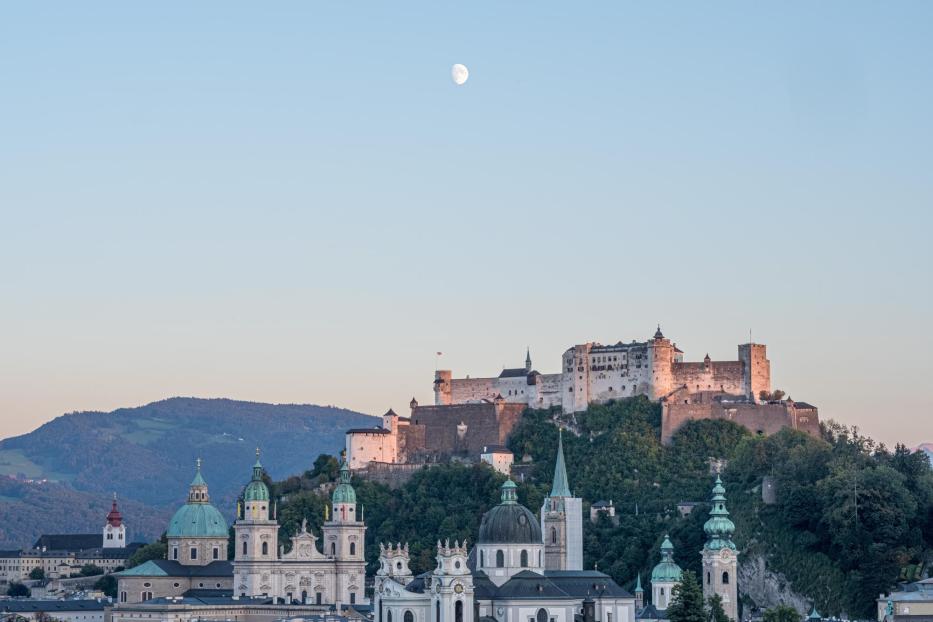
[451,64,469,86]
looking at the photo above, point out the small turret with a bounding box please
[331,452,358,523]
[377,542,413,584]
[525,347,532,373]
[634,573,644,610]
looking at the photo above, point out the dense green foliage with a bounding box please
[763,604,801,622]
[94,574,118,597]
[7,582,30,597]
[79,563,104,576]
[707,594,730,622]
[126,539,167,569]
[667,571,706,622]
[266,398,931,620]
[28,567,45,580]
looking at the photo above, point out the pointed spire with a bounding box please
[191,457,207,486]
[525,347,532,372]
[550,428,572,498]
[634,573,643,593]
[654,325,664,340]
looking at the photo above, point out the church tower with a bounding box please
[540,429,583,570]
[103,494,126,549]
[525,348,532,373]
[651,536,682,611]
[432,540,474,622]
[233,450,280,597]
[321,454,367,605]
[702,476,738,621]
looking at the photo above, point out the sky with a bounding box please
[1,2,931,448]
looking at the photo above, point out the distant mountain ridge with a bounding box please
[0,397,376,547]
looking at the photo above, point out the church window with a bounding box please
[120,592,126,603]
[262,542,269,556]
[608,613,612,622]
[405,611,414,622]
[456,601,464,622]
[388,611,393,622]
[173,583,180,588]
[302,590,308,603]
[480,551,484,567]
[213,547,219,560]
[351,593,357,604]
[707,572,711,584]
[536,609,548,622]
[520,550,528,567]
[190,547,197,560]
[722,571,730,584]
[551,527,557,544]
[496,550,504,567]
[660,588,664,595]
[317,592,322,605]
[242,542,248,555]
[436,602,440,622]
[331,543,336,555]
[172,547,178,561]
[350,542,356,555]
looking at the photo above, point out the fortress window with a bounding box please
[722,571,730,584]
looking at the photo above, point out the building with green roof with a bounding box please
[165,459,230,566]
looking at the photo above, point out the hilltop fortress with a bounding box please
[347,327,820,472]
[435,327,770,411]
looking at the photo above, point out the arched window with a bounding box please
[722,571,730,585]
[455,601,463,622]
[707,572,711,584]
[350,542,356,555]
[536,609,548,622]
[436,601,440,622]
[520,550,529,567]
[480,551,484,567]
[405,611,415,622]
[262,542,269,555]
[242,541,247,555]
[213,547,219,560]
[496,550,504,568]
[551,527,557,544]
[331,542,336,555]
[388,611,393,622]
[301,590,307,603]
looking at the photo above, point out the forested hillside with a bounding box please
[270,398,932,620]
[0,397,375,547]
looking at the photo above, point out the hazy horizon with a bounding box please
[2,2,931,448]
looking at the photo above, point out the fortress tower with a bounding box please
[702,476,738,621]
[647,326,676,400]
[738,343,770,401]
[434,370,452,406]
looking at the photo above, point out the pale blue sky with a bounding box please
[1,2,931,447]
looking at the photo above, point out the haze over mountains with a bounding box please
[0,397,376,547]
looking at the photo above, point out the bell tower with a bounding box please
[103,493,126,549]
[321,454,367,605]
[233,450,280,597]
[540,430,583,570]
[702,476,738,621]
[433,540,474,622]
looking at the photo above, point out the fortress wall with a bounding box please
[449,377,499,403]
[672,361,745,395]
[534,373,564,408]
[661,400,820,445]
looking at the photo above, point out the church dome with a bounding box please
[167,461,229,538]
[478,480,542,544]
[167,503,228,538]
[651,536,683,583]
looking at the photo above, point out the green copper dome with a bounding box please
[478,479,542,544]
[651,536,683,583]
[167,462,228,538]
[244,451,270,502]
[703,476,736,551]
[332,457,356,505]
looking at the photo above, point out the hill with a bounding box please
[0,397,375,547]
[268,397,932,620]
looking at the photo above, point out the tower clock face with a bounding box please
[454,584,463,594]
[721,549,731,560]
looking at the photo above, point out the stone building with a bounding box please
[434,329,771,413]
[540,431,583,571]
[346,399,525,470]
[114,462,233,604]
[0,497,142,585]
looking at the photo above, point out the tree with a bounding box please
[126,541,167,569]
[311,454,339,481]
[79,564,104,577]
[707,594,731,622]
[94,574,117,598]
[28,567,46,581]
[7,582,30,597]
[667,572,706,622]
[763,605,801,622]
